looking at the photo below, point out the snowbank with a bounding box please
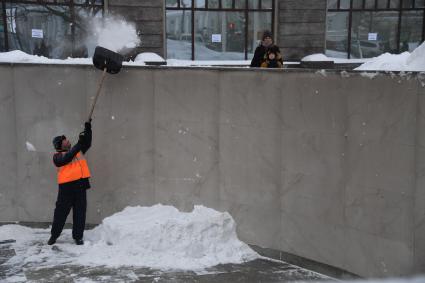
[82,204,259,269]
[0,50,251,67]
[301,53,333,62]
[355,42,425,72]
[0,50,165,67]
[0,204,259,270]
[134,52,165,63]
[0,50,92,65]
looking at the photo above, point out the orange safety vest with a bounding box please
[57,152,91,184]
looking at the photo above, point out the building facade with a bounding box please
[0,0,423,60]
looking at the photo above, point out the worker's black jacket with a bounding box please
[53,123,92,190]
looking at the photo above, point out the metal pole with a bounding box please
[347,0,353,58]
[1,0,9,51]
[191,0,195,60]
[422,6,425,43]
[244,0,248,60]
[70,0,75,57]
[104,0,109,14]
[396,0,402,53]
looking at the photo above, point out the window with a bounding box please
[0,5,5,51]
[194,11,246,60]
[400,10,424,51]
[327,0,425,58]
[166,10,192,60]
[0,0,103,58]
[351,11,398,58]
[326,12,349,58]
[166,0,274,60]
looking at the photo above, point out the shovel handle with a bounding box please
[88,67,107,121]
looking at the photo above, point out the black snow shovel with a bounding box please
[89,46,124,121]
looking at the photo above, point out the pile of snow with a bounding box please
[0,204,259,270]
[301,54,333,62]
[82,205,259,269]
[355,42,425,72]
[134,52,165,63]
[134,53,164,62]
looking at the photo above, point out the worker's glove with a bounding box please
[84,119,92,131]
[78,131,87,146]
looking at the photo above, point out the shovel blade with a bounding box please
[93,46,124,74]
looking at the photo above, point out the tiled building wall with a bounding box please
[277,0,327,60]
[108,0,164,57]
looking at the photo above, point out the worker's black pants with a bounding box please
[51,187,87,240]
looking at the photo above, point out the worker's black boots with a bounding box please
[47,237,83,245]
[47,236,56,245]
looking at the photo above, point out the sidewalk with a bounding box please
[0,230,332,283]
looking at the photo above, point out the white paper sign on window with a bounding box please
[368,33,378,41]
[32,29,44,38]
[212,34,222,43]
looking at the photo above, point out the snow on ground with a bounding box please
[0,204,259,271]
[355,42,425,72]
[334,277,425,283]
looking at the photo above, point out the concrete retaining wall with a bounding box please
[0,64,424,278]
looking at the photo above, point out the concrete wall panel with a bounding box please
[0,64,423,278]
[279,72,347,270]
[154,69,220,212]
[86,68,156,223]
[218,71,281,248]
[414,82,425,273]
[0,66,17,221]
[13,65,88,222]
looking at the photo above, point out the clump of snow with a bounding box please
[134,53,165,63]
[340,71,350,78]
[0,204,259,271]
[301,54,333,62]
[360,72,379,79]
[355,42,425,72]
[25,141,36,152]
[89,15,140,53]
[315,69,327,77]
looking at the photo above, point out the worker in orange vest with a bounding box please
[48,121,92,245]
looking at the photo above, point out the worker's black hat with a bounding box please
[52,135,66,151]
